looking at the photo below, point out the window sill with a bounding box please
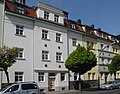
[61,80,66,82]
[41,38,50,41]
[56,41,63,43]
[15,34,26,37]
[56,61,64,63]
[72,45,77,47]
[16,58,26,60]
[38,81,45,83]
[42,60,51,62]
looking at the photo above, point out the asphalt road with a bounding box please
[41,89,120,94]
[82,89,120,94]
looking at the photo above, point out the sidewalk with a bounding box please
[40,87,99,94]
[40,90,81,94]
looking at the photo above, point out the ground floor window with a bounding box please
[61,73,66,81]
[38,72,45,82]
[88,73,91,80]
[15,72,24,82]
[74,73,78,80]
[92,73,95,80]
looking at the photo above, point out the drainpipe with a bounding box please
[66,28,70,90]
[32,18,36,81]
[0,0,5,89]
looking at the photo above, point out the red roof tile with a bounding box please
[6,1,36,18]
[25,7,36,18]
[64,19,70,27]
[90,29,96,36]
[76,24,84,31]
[6,2,14,12]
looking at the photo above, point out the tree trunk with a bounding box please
[3,68,10,85]
[79,72,81,92]
[114,72,116,80]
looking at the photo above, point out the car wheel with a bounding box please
[118,85,120,89]
[110,86,113,90]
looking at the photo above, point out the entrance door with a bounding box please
[49,73,56,91]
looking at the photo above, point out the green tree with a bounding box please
[65,44,97,91]
[108,54,120,79]
[0,46,18,84]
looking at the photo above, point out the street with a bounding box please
[81,89,120,94]
[42,88,120,94]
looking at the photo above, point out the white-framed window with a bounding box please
[107,46,110,51]
[38,72,45,82]
[16,5,24,14]
[16,25,24,36]
[42,51,49,60]
[71,24,76,29]
[101,58,104,64]
[88,73,91,80]
[61,73,66,81]
[74,73,78,80]
[54,15,59,22]
[56,33,61,42]
[72,38,77,46]
[92,73,95,80]
[101,73,104,80]
[44,11,49,20]
[108,59,111,64]
[17,48,24,59]
[15,72,24,82]
[87,41,94,49]
[56,52,62,61]
[100,44,103,49]
[42,30,48,39]
[15,0,24,4]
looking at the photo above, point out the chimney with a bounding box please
[77,19,81,24]
[91,24,94,29]
[98,28,101,31]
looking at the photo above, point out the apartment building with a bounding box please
[3,0,35,86]
[65,18,120,86]
[0,0,120,92]
[34,2,69,91]
[1,0,69,92]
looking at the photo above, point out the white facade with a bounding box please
[1,0,120,92]
[2,13,34,83]
[67,29,83,81]
[97,38,119,84]
[33,19,68,91]
[1,1,69,92]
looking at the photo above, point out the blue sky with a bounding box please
[27,0,120,36]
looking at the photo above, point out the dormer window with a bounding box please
[15,0,25,4]
[16,5,24,14]
[71,24,76,29]
[86,27,90,34]
[44,11,49,20]
[54,15,59,22]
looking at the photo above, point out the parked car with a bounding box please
[100,80,120,90]
[0,82,40,94]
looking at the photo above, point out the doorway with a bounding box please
[48,73,56,91]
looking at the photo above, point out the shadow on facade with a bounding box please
[69,80,98,90]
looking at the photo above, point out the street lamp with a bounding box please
[98,40,119,89]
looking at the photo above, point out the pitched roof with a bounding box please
[5,1,36,18]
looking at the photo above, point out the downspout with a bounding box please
[67,28,70,90]
[1,0,5,47]
[0,0,5,89]
[33,18,35,81]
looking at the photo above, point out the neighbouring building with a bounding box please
[0,0,120,92]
